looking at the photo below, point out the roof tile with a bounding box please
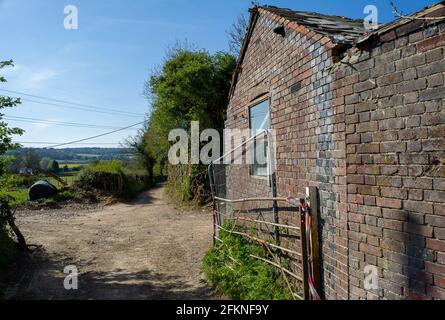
[259,6,367,45]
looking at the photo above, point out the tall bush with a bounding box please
[142,45,236,204]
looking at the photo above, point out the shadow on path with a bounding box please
[3,248,216,300]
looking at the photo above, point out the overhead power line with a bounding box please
[16,141,123,146]
[4,115,140,130]
[14,141,120,146]
[18,98,143,117]
[0,88,146,117]
[41,120,147,148]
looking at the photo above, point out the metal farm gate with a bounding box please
[208,130,321,300]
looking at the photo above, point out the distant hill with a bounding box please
[9,147,134,163]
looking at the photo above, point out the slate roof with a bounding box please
[259,6,369,45]
[228,2,445,99]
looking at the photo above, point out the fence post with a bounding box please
[300,204,309,300]
[309,186,321,296]
[208,163,217,244]
[271,172,280,246]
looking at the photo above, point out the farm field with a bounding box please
[1,165,83,206]
[58,163,87,169]
[1,160,151,206]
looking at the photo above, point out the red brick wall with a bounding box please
[227,7,445,300]
[336,19,445,299]
[227,8,348,299]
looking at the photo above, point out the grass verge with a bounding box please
[202,222,294,300]
[0,188,75,207]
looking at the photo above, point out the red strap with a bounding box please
[288,195,322,300]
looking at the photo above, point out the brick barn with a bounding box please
[225,2,445,299]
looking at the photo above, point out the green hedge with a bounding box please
[77,161,152,199]
[165,164,211,206]
[203,223,294,300]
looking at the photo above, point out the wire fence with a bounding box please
[208,130,312,299]
[43,174,78,189]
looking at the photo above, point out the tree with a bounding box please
[142,45,236,201]
[227,14,248,56]
[6,154,22,174]
[50,160,60,173]
[40,157,51,171]
[21,149,40,173]
[0,60,23,177]
[125,125,154,180]
[1,60,27,252]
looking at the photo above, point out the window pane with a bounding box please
[250,100,270,133]
[250,100,270,176]
[253,140,268,176]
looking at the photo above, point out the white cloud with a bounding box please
[1,63,22,75]
[33,118,62,130]
[3,64,66,90]
[34,122,53,129]
[28,69,64,87]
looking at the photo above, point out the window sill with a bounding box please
[250,175,269,180]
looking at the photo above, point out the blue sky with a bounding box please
[0,0,439,148]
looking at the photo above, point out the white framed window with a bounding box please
[249,99,270,177]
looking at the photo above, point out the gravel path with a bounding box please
[2,185,217,300]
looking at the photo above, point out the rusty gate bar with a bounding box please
[212,195,311,300]
[207,128,321,300]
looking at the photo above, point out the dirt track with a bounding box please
[2,185,217,300]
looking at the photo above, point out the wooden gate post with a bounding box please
[309,186,321,296]
[300,204,309,300]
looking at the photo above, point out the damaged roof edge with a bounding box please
[259,5,367,45]
[229,5,362,99]
[228,1,445,100]
[358,1,445,45]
